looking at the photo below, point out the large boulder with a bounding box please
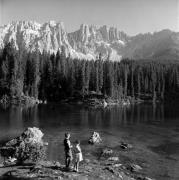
[20,127,44,144]
[0,127,47,164]
[88,132,102,144]
[5,127,44,147]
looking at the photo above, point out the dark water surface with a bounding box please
[0,103,179,179]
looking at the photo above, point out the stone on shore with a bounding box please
[0,127,47,164]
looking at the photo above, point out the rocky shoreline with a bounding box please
[1,91,166,109]
[0,94,47,108]
[0,158,153,180]
[61,96,144,108]
[0,128,155,180]
[0,147,154,180]
[0,94,144,110]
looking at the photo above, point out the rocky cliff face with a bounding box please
[68,24,128,60]
[0,21,127,60]
[0,20,178,60]
[0,21,71,54]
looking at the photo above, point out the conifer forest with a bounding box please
[0,42,179,102]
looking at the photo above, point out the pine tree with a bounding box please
[98,56,103,93]
[137,67,141,99]
[79,60,86,97]
[94,60,99,93]
[4,41,19,97]
[130,62,135,97]
[85,61,91,94]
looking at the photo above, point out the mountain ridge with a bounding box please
[0,20,178,60]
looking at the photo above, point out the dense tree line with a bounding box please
[0,42,179,102]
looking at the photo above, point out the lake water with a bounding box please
[0,103,179,180]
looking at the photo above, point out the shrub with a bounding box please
[0,127,47,165]
[15,141,46,164]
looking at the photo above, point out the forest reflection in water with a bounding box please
[0,103,177,131]
[0,102,178,145]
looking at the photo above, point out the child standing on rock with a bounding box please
[73,140,83,172]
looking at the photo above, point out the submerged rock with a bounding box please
[105,166,115,173]
[112,163,122,168]
[101,148,113,157]
[127,164,142,172]
[108,157,119,161]
[120,142,133,150]
[136,176,155,180]
[88,132,102,144]
[144,177,155,180]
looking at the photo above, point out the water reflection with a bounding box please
[0,103,178,134]
[0,103,178,179]
[0,105,40,139]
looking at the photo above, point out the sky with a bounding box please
[0,0,178,35]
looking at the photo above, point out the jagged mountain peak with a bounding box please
[43,20,65,29]
[0,21,128,60]
[0,20,178,61]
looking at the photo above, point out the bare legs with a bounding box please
[74,161,79,172]
[65,157,72,169]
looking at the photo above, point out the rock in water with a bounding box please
[0,127,47,164]
[101,149,113,156]
[88,132,102,144]
[107,157,119,161]
[127,164,142,172]
[120,142,133,150]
